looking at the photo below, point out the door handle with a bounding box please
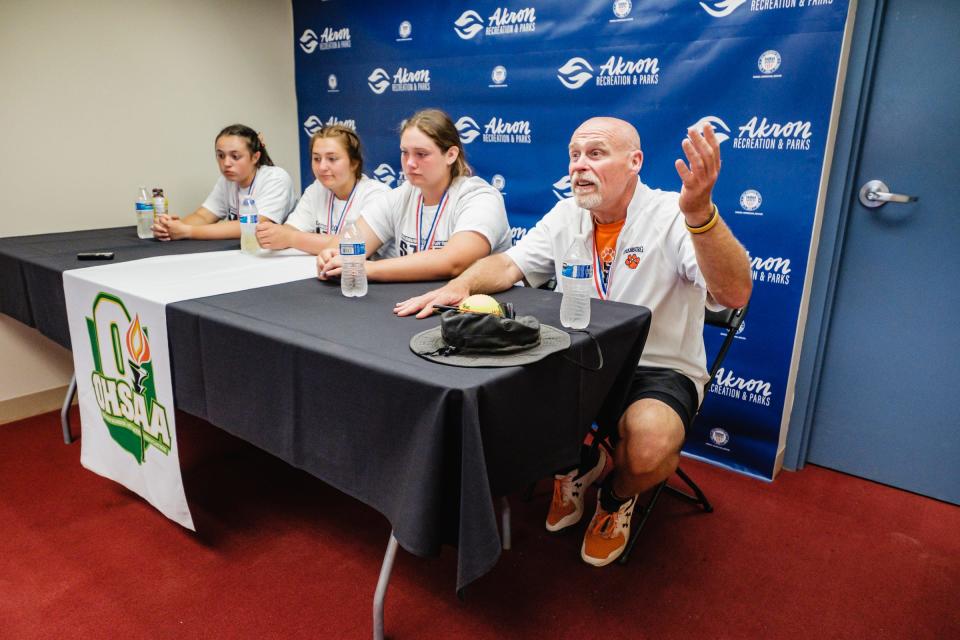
[859,180,918,208]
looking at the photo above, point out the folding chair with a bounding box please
[616,303,748,565]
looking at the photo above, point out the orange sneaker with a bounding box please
[580,494,636,567]
[545,448,607,532]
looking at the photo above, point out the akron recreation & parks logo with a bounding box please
[373,163,405,188]
[710,366,772,407]
[702,0,834,18]
[453,7,537,40]
[303,115,356,137]
[490,65,508,88]
[367,66,431,94]
[86,293,171,464]
[313,25,351,50]
[688,116,732,144]
[734,116,812,150]
[397,20,413,42]
[456,116,532,144]
[708,428,731,448]
[735,189,763,216]
[557,54,660,89]
[755,50,782,78]
[299,29,319,53]
[750,253,791,285]
[552,175,573,200]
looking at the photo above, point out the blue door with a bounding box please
[807,0,960,504]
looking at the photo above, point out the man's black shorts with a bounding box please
[622,366,700,432]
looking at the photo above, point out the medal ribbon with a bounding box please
[326,182,359,235]
[592,236,611,300]
[415,190,449,252]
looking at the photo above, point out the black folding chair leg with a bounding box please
[665,467,714,513]
[617,479,667,565]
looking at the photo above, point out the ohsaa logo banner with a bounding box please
[453,7,537,40]
[558,54,660,89]
[86,293,171,464]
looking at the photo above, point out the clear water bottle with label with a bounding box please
[560,235,592,329]
[136,186,154,239]
[152,187,168,220]
[339,221,367,297]
[239,195,261,255]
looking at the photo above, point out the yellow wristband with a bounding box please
[686,204,720,235]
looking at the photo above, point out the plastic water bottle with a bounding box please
[152,187,168,219]
[136,186,154,239]
[239,195,261,255]
[339,221,367,297]
[560,235,592,329]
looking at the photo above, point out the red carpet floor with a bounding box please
[1,408,957,639]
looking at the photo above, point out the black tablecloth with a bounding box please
[0,229,650,590]
[0,227,237,348]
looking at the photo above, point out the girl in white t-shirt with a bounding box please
[317,109,510,282]
[255,125,389,254]
[153,124,297,241]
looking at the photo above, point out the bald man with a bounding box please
[395,117,752,566]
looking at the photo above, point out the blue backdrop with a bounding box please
[292,0,851,480]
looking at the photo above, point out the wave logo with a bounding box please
[367,68,391,94]
[373,163,404,187]
[303,115,324,137]
[699,0,747,18]
[552,175,573,200]
[299,29,319,53]
[86,294,171,463]
[689,116,731,144]
[557,57,594,89]
[454,10,484,39]
[455,116,482,144]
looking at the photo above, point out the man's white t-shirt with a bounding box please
[201,165,298,223]
[361,176,511,258]
[285,175,390,235]
[506,180,717,399]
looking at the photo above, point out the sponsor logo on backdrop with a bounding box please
[397,20,413,41]
[702,0,831,18]
[610,0,634,22]
[750,253,791,285]
[734,116,812,150]
[490,65,508,88]
[755,50,782,77]
[735,189,763,215]
[491,174,506,192]
[688,116,732,144]
[509,226,527,244]
[456,117,482,144]
[87,294,171,463]
[327,74,339,93]
[299,29,319,53]
[457,116,531,144]
[558,55,660,89]
[454,7,537,39]
[303,115,356,137]
[710,367,772,406]
[709,428,731,447]
[368,66,431,94]
[552,175,573,200]
[374,163,405,187]
[315,26,352,50]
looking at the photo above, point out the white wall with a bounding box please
[0,0,299,415]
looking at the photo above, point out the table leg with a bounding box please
[500,496,511,551]
[373,531,399,640]
[60,373,77,444]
